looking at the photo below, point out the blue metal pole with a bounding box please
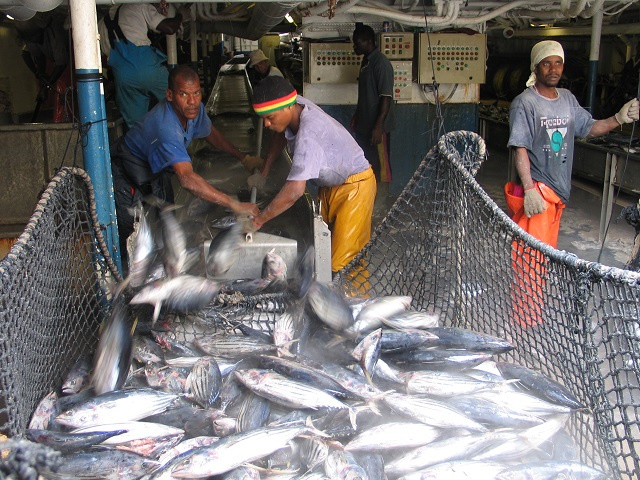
[76,70,122,273]
[70,0,122,274]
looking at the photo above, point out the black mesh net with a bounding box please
[0,168,121,438]
[1,133,640,479]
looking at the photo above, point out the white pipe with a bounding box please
[346,1,460,27]
[580,0,605,18]
[560,0,588,18]
[166,33,177,66]
[589,8,603,62]
[69,0,100,70]
[196,2,248,21]
[190,5,197,63]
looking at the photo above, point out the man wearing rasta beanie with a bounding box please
[249,76,376,275]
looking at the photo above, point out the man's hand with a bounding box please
[242,155,264,171]
[370,125,384,145]
[229,199,259,217]
[523,187,547,218]
[615,98,640,125]
[240,215,262,234]
[247,172,266,191]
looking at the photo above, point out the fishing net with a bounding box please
[335,130,640,480]
[1,132,640,479]
[0,168,121,438]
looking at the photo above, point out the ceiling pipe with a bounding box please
[510,22,640,36]
[580,0,605,18]
[560,0,588,18]
[196,2,248,21]
[199,2,299,41]
[345,1,461,27]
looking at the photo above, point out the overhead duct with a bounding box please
[199,2,298,41]
[1,6,35,21]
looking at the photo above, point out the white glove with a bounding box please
[615,98,640,125]
[523,187,547,218]
[247,172,266,191]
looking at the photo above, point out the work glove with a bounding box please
[523,187,547,218]
[247,172,266,191]
[615,98,640,125]
[242,154,264,171]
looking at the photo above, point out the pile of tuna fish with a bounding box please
[20,205,608,480]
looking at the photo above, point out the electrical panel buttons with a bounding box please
[391,61,412,101]
[418,33,486,84]
[380,33,414,60]
[308,43,362,84]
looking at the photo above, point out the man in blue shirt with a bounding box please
[111,65,260,252]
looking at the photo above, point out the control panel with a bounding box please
[380,33,414,60]
[392,61,412,101]
[308,43,362,84]
[418,33,486,84]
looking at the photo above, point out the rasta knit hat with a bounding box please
[252,76,297,116]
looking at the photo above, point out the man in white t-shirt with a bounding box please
[98,2,183,128]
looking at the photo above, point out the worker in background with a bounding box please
[98,1,186,129]
[247,76,376,275]
[506,40,639,247]
[351,24,395,183]
[111,65,262,255]
[506,40,639,327]
[247,49,283,87]
[15,11,71,123]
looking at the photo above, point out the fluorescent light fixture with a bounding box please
[5,14,14,20]
[285,13,294,23]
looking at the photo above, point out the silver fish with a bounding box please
[383,392,487,432]
[72,421,184,457]
[171,424,314,478]
[290,245,315,298]
[92,294,133,395]
[234,368,352,411]
[61,356,92,396]
[396,460,508,480]
[273,299,305,357]
[349,295,412,335]
[380,309,440,330]
[384,431,507,477]
[40,449,158,480]
[495,361,584,410]
[206,220,242,278]
[196,334,276,358]
[472,415,569,462]
[345,422,441,452]
[324,449,368,480]
[156,436,220,470]
[54,387,179,429]
[145,362,189,394]
[160,205,187,278]
[130,275,221,324]
[307,281,354,331]
[26,428,128,454]
[236,391,271,433]
[186,356,222,408]
[28,390,58,430]
[129,204,156,288]
[351,328,382,384]
[402,370,501,397]
[496,460,607,480]
[262,248,288,291]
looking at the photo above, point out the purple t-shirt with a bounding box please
[285,96,370,187]
[124,99,212,174]
[508,87,595,203]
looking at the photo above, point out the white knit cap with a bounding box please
[249,49,269,67]
[525,40,565,87]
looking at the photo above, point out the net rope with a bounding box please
[1,133,640,479]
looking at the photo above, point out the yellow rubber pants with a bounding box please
[319,167,377,274]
